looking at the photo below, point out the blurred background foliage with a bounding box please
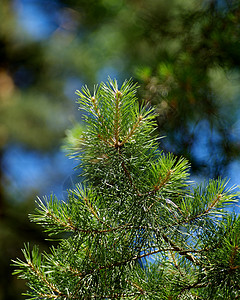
[1,0,240,298]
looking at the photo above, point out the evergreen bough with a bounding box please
[13,79,240,299]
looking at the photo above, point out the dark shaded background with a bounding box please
[1,0,240,298]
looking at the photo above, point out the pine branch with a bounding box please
[90,95,115,147]
[113,90,122,148]
[178,281,208,298]
[229,245,240,271]
[162,234,199,264]
[13,78,240,299]
[120,114,143,146]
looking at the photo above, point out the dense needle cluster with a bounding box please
[13,79,240,299]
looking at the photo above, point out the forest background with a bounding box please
[1,0,240,299]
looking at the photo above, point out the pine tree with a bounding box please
[13,79,240,299]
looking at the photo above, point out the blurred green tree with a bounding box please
[131,0,240,176]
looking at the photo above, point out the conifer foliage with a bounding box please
[13,79,240,299]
